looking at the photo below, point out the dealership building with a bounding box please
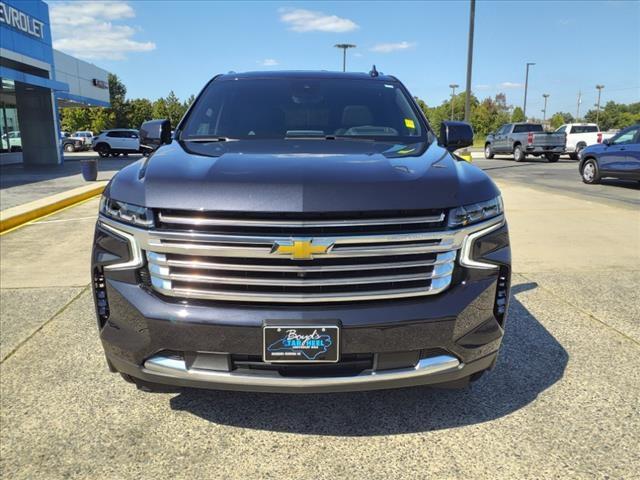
[0,0,110,166]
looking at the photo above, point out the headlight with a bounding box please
[448,196,503,228]
[100,197,154,227]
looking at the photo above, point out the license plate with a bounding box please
[263,325,340,363]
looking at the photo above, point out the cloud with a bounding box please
[279,8,358,33]
[500,82,524,88]
[474,84,491,90]
[259,58,279,66]
[49,1,155,60]
[370,41,416,53]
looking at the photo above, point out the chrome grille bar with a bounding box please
[158,212,445,228]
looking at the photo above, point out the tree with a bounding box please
[164,91,186,125]
[108,74,129,128]
[584,101,640,131]
[89,108,115,133]
[59,107,92,132]
[549,112,574,129]
[511,106,525,123]
[127,98,153,130]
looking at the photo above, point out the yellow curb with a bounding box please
[0,182,107,233]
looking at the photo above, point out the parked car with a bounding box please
[61,137,85,153]
[555,123,615,160]
[71,130,94,147]
[579,124,640,184]
[485,123,566,162]
[92,70,511,394]
[1,131,21,151]
[92,129,140,157]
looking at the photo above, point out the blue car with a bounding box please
[579,124,640,184]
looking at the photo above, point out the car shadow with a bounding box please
[598,178,640,190]
[169,281,568,436]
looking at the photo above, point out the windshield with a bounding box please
[180,77,427,142]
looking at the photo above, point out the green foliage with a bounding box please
[108,74,129,128]
[549,112,574,130]
[584,101,640,131]
[415,92,508,140]
[511,106,525,123]
[127,98,153,130]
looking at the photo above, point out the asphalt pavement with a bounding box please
[471,152,640,208]
[1,162,639,479]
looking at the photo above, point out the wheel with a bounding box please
[64,143,75,153]
[484,143,494,159]
[569,153,578,160]
[581,159,600,184]
[576,143,586,158]
[96,143,110,158]
[513,144,525,162]
[546,153,559,162]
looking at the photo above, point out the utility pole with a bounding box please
[576,90,582,121]
[595,84,605,125]
[463,0,475,122]
[449,84,459,120]
[334,44,356,72]
[542,93,549,122]
[523,62,535,119]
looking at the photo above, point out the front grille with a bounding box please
[143,210,460,304]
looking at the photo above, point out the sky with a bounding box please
[46,0,640,117]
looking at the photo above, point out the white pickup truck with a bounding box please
[555,123,615,160]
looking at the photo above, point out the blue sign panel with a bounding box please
[0,0,53,66]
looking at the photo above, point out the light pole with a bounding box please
[463,0,475,122]
[542,93,549,122]
[595,84,605,125]
[334,44,356,72]
[449,83,459,120]
[523,62,535,119]
[576,90,582,121]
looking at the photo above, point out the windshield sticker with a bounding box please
[404,118,416,129]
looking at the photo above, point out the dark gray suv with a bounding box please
[92,71,511,393]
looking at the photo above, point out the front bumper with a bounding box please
[93,218,511,393]
[525,146,564,154]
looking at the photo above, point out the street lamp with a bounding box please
[463,0,475,122]
[523,62,535,119]
[542,93,549,122]
[334,44,356,72]
[595,84,605,125]
[449,83,459,120]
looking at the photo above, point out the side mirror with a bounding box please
[440,121,474,152]
[602,138,611,146]
[140,119,172,151]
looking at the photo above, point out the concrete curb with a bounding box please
[0,182,107,233]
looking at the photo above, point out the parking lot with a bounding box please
[1,157,639,479]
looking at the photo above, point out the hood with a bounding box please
[107,139,499,213]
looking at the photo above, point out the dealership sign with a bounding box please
[0,2,44,39]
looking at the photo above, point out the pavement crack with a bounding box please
[518,273,640,347]
[0,285,90,363]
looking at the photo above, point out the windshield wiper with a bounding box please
[182,136,234,143]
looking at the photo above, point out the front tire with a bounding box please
[513,144,525,162]
[96,143,110,158]
[569,153,578,160]
[484,143,494,159]
[64,143,75,153]
[581,159,600,184]
[546,153,559,162]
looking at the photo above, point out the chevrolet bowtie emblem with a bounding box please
[273,239,332,260]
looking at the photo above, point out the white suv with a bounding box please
[92,129,140,157]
